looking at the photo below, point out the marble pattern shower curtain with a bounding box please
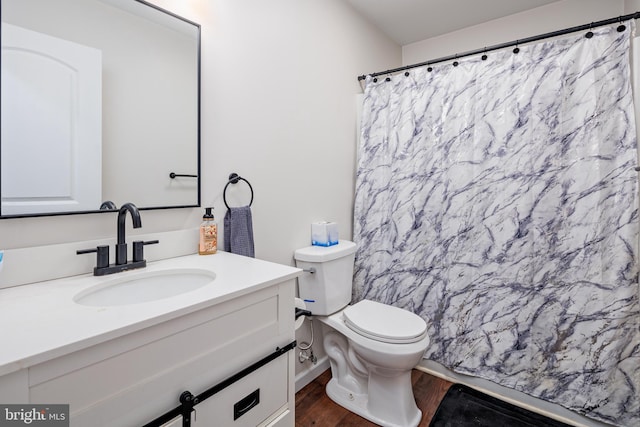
[354,25,639,426]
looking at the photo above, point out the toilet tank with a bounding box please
[294,240,357,316]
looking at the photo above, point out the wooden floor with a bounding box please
[295,369,452,427]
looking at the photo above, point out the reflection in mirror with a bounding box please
[1,0,200,218]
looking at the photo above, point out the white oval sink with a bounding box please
[74,268,215,307]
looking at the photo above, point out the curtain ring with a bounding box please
[453,54,459,67]
[617,16,627,32]
[481,47,488,61]
[513,41,520,54]
[586,22,594,38]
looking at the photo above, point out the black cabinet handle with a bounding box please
[233,389,260,420]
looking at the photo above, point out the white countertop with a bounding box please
[0,252,301,376]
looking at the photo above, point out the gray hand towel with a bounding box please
[223,206,255,257]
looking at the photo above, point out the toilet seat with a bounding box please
[343,300,427,344]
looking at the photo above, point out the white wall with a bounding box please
[0,0,400,387]
[170,0,401,266]
[0,0,400,263]
[403,0,625,66]
[626,0,640,13]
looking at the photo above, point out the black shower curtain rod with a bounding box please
[357,11,640,81]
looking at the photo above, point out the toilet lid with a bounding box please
[343,300,427,344]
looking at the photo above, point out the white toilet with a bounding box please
[294,240,429,427]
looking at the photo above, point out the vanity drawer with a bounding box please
[193,354,289,426]
[26,284,294,427]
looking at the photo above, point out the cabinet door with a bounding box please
[193,356,288,427]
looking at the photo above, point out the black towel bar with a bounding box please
[223,173,254,209]
[169,172,198,179]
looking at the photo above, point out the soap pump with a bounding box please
[199,207,217,255]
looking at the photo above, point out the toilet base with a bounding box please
[325,377,422,427]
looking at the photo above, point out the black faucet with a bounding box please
[116,203,142,265]
[77,202,159,276]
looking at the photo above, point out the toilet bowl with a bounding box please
[320,301,429,427]
[294,241,429,427]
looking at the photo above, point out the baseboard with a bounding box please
[295,356,330,393]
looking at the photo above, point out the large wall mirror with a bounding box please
[0,0,200,218]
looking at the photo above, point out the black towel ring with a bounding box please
[223,173,254,209]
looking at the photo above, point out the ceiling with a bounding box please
[345,0,564,45]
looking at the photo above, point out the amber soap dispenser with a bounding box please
[199,207,217,255]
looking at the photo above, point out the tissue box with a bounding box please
[312,222,339,246]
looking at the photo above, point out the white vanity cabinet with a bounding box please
[0,254,298,427]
